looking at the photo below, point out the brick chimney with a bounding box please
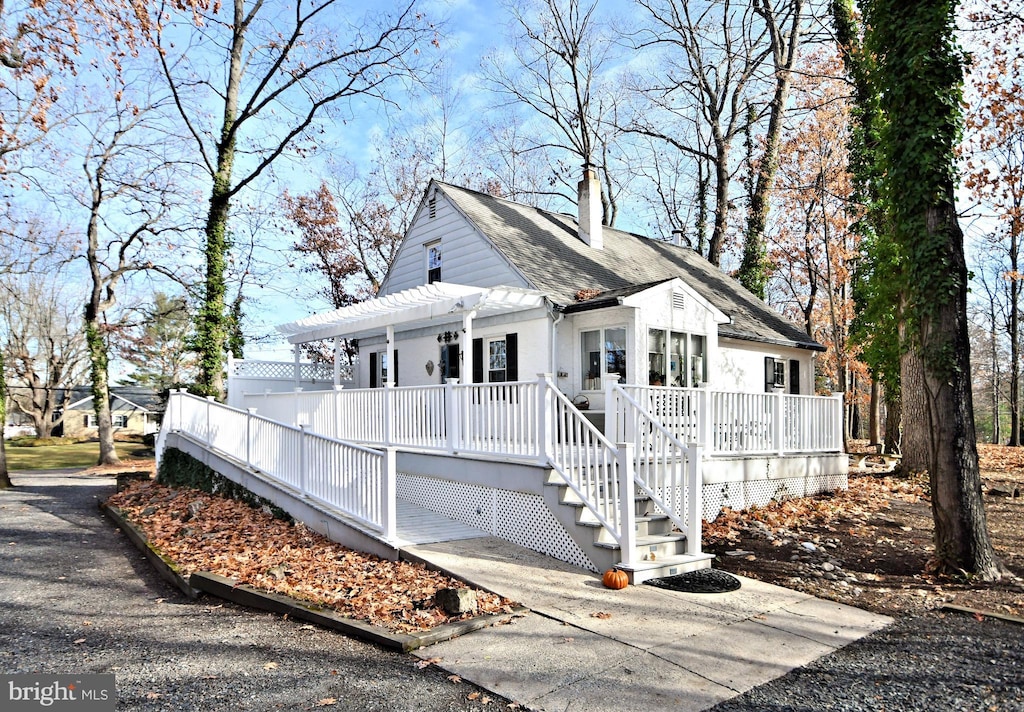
[577,163,603,250]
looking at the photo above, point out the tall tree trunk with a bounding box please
[884,387,901,455]
[739,0,804,299]
[990,291,1001,444]
[707,134,729,267]
[869,377,880,447]
[84,317,120,466]
[899,327,930,473]
[195,0,245,399]
[0,357,12,489]
[912,203,1001,578]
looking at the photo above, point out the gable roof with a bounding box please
[436,182,823,352]
[63,387,163,413]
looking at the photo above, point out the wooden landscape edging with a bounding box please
[101,502,527,652]
[100,502,200,599]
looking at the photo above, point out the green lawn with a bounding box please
[4,441,154,471]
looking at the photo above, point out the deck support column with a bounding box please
[381,447,397,542]
[603,374,622,442]
[687,444,703,556]
[537,373,554,465]
[774,390,785,456]
[617,441,637,568]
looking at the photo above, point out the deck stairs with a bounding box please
[544,470,713,584]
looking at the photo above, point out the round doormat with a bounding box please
[643,568,742,594]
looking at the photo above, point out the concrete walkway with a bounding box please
[406,537,892,712]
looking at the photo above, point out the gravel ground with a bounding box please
[0,470,507,712]
[708,607,1024,712]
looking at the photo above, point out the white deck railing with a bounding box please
[619,385,843,455]
[609,383,701,558]
[162,391,396,540]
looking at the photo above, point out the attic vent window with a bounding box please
[672,293,686,311]
[428,195,437,218]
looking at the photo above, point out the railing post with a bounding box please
[298,424,308,495]
[205,396,215,446]
[774,390,785,455]
[333,385,344,440]
[538,373,554,465]
[293,387,303,428]
[603,374,621,442]
[687,445,703,556]
[381,447,397,541]
[383,384,393,446]
[245,407,257,469]
[832,392,845,451]
[445,378,460,453]
[617,442,637,568]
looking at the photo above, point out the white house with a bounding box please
[163,169,846,583]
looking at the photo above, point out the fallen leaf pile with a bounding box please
[703,471,928,545]
[977,442,1024,473]
[107,481,516,633]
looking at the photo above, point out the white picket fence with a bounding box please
[162,391,396,540]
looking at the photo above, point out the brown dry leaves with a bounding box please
[107,482,515,633]
[703,471,928,545]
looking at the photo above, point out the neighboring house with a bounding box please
[168,169,846,582]
[61,387,163,439]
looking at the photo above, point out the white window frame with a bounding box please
[580,326,627,390]
[647,328,707,388]
[487,336,507,383]
[426,241,442,284]
[112,414,129,428]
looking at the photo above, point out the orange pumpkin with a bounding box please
[602,568,629,590]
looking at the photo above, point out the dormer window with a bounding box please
[427,242,442,284]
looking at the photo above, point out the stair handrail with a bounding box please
[610,382,703,557]
[542,380,629,553]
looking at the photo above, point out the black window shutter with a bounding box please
[84,415,89,428]
[393,349,399,386]
[472,338,484,383]
[764,357,776,392]
[370,351,378,388]
[789,359,800,395]
[505,333,518,382]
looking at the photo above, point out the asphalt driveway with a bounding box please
[0,469,505,711]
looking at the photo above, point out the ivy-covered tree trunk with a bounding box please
[0,354,12,489]
[194,2,244,400]
[196,175,233,398]
[865,0,1001,579]
[84,312,120,467]
[739,0,804,299]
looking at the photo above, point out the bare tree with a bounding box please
[150,0,435,398]
[72,90,188,466]
[484,0,625,224]
[2,270,88,439]
[738,0,805,298]
[629,0,773,266]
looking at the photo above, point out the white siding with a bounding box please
[356,313,552,388]
[380,187,527,296]
[717,338,816,394]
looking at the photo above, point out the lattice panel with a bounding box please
[397,474,596,572]
[233,360,340,381]
[703,472,848,522]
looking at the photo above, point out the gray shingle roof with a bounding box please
[438,182,823,351]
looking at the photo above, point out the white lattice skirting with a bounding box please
[702,472,848,521]
[396,473,597,572]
